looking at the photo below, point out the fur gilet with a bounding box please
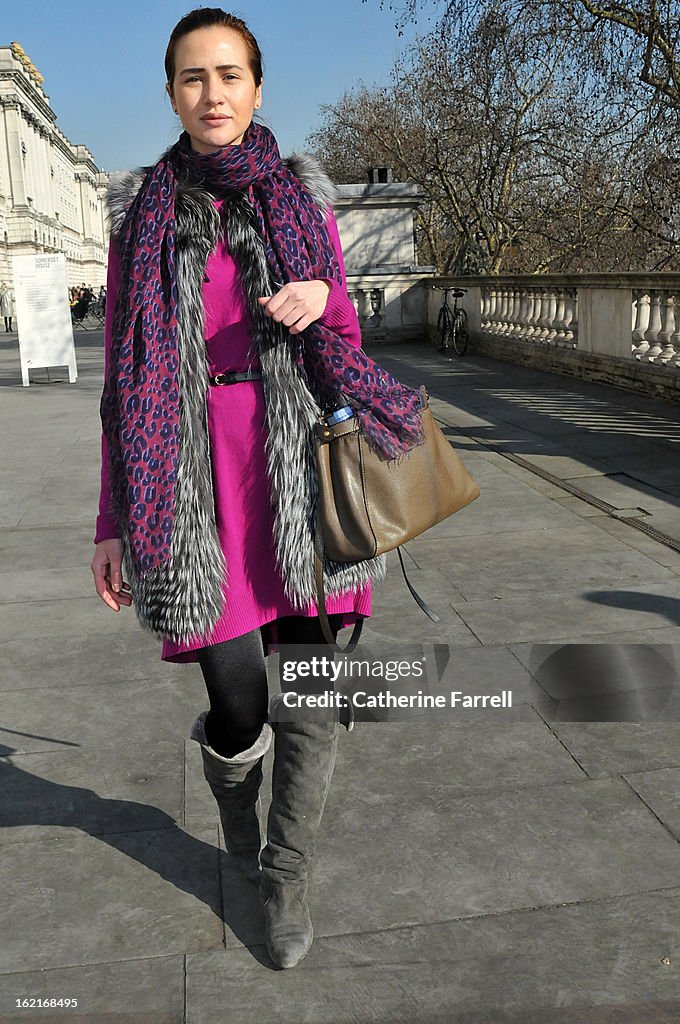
[104,153,386,645]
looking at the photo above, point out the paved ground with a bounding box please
[2,327,680,1023]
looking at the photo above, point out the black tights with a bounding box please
[196,614,345,757]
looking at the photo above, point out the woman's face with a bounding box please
[166,26,262,153]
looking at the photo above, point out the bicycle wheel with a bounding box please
[437,305,453,351]
[452,309,469,356]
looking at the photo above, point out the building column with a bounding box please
[2,99,28,206]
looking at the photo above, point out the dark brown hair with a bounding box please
[165,8,263,91]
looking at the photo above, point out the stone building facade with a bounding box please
[0,42,108,290]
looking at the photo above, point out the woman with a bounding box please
[90,7,423,969]
[0,281,15,332]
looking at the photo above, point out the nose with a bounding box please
[204,73,224,108]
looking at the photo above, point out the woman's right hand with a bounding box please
[91,539,133,612]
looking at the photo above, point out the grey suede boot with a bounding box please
[190,711,273,884]
[259,701,340,968]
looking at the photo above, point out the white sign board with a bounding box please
[13,253,77,387]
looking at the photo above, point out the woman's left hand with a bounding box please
[257,280,331,335]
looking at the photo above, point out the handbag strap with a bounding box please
[313,510,442,655]
[313,510,364,653]
[395,548,441,623]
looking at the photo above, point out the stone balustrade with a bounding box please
[345,271,435,343]
[423,274,680,400]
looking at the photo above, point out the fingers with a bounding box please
[257,281,329,330]
[91,553,133,613]
[92,558,121,611]
[289,313,315,335]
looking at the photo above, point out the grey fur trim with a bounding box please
[115,181,228,645]
[285,152,338,209]
[105,167,149,236]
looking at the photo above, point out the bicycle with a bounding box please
[434,286,469,357]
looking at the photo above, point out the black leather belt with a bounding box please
[209,370,263,385]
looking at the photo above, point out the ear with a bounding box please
[166,82,177,113]
[254,82,263,110]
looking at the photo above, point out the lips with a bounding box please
[201,116,229,123]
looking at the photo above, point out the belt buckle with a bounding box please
[214,372,230,385]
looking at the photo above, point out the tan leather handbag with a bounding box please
[314,385,480,650]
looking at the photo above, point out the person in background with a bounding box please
[0,280,16,332]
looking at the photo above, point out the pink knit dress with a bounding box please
[94,200,372,662]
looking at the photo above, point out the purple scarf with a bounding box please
[101,122,424,575]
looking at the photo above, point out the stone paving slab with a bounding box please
[536,723,680,778]
[448,578,680,644]
[0,822,225,974]
[1,677,206,755]
[625,766,680,838]
[0,737,185,845]
[306,774,680,938]
[560,428,671,459]
[0,596,141,644]
[474,449,590,497]
[326,705,586,800]
[562,472,680,512]
[0,567,99,604]
[551,496,647,518]
[0,953,184,1024]
[511,625,680,644]
[1,524,106,572]
[410,525,676,600]
[0,631,170,692]
[185,888,680,1024]
[585,515,680,573]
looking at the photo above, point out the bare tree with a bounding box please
[368,0,680,109]
[311,6,678,271]
[311,0,679,272]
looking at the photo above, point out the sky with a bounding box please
[2,0,440,173]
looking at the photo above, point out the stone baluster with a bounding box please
[499,288,511,335]
[670,294,680,367]
[528,290,541,341]
[485,287,494,331]
[631,292,650,357]
[496,288,509,334]
[553,290,567,345]
[571,290,579,346]
[516,289,531,339]
[644,291,664,361]
[562,289,577,346]
[522,288,532,339]
[509,288,523,337]
[480,287,491,331]
[545,290,558,344]
[535,290,551,343]
[359,288,383,326]
[499,287,512,335]
[657,292,677,364]
[488,288,501,334]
